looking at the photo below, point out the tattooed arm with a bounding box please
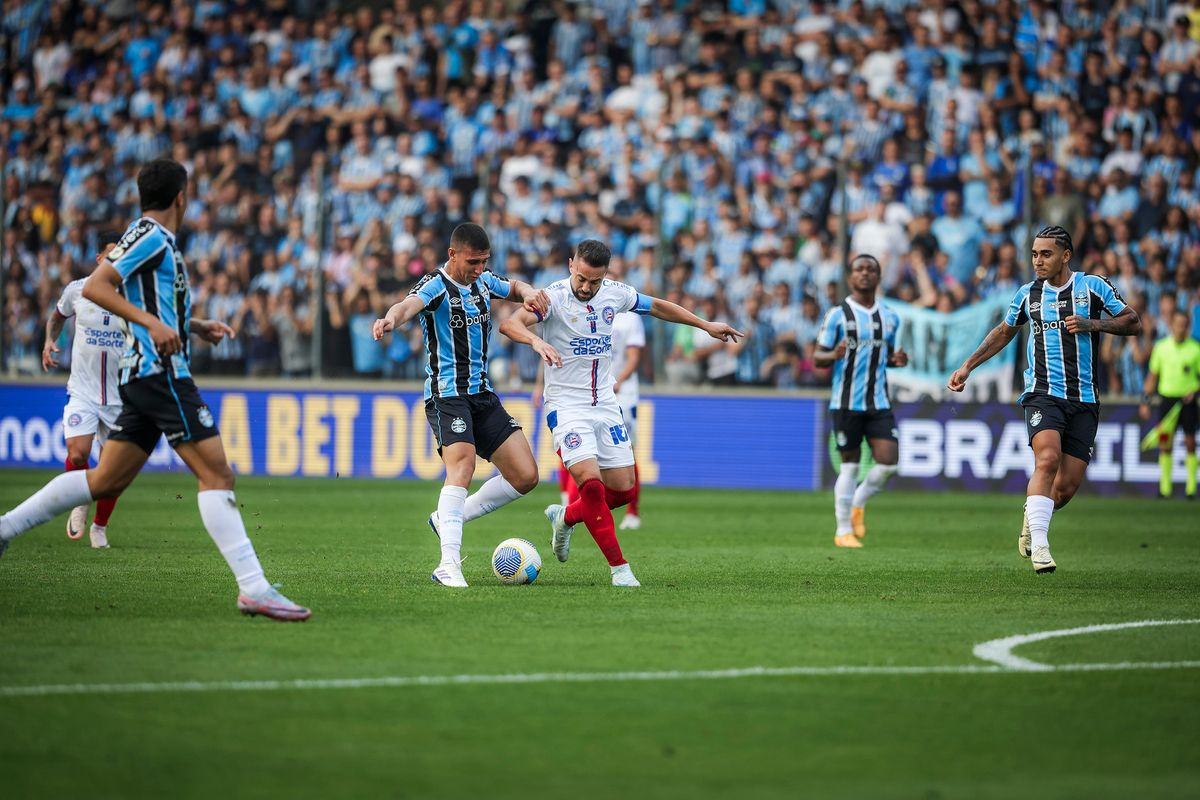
[1063,307,1141,336]
[947,322,1021,392]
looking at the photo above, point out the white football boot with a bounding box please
[89,524,109,549]
[431,559,469,587]
[1031,544,1057,574]
[611,563,641,587]
[545,504,574,562]
[67,505,88,540]
[237,585,312,621]
[619,513,641,531]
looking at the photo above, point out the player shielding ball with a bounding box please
[814,254,908,549]
[1,158,311,621]
[373,223,550,588]
[1140,309,1200,499]
[42,233,125,548]
[500,240,742,586]
[949,226,1141,573]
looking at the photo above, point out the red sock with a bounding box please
[93,496,118,526]
[65,457,87,471]
[604,485,637,509]
[628,463,640,516]
[564,478,625,566]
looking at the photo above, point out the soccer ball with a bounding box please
[492,538,542,585]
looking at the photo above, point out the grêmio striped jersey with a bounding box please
[1003,272,1127,404]
[105,217,192,384]
[411,266,512,400]
[818,298,901,412]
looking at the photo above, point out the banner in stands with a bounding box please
[0,384,825,491]
[860,400,1179,497]
[888,296,1018,402]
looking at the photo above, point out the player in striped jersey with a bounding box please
[949,226,1141,574]
[373,223,550,588]
[815,255,908,549]
[2,159,311,621]
[42,233,124,548]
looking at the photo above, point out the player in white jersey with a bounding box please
[42,236,124,548]
[500,240,742,586]
[608,262,645,530]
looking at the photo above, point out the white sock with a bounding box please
[197,490,271,596]
[852,464,898,509]
[438,485,469,565]
[0,471,93,541]
[834,463,858,535]
[464,476,524,523]
[1025,495,1054,549]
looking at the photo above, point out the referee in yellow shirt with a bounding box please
[1140,309,1200,499]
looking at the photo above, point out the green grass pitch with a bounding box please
[1,469,1198,799]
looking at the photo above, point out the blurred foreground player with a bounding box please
[1,159,311,621]
[949,226,1140,573]
[814,254,908,549]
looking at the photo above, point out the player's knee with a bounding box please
[1034,450,1061,474]
[580,478,605,504]
[88,471,128,500]
[66,453,89,469]
[510,468,538,495]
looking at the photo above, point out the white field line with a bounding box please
[3,619,1197,699]
[971,618,1200,671]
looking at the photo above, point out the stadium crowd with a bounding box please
[3,0,1200,394]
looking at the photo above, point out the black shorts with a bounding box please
[1022,393,1099,463]
[831,409,898,452]
[109,372,221,454]
[424,391,522,461]
[1160,395,1200,436]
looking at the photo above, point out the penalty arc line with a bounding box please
[2,659,1200,699]
[972,618,1200,671]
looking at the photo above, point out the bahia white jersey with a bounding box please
[537,278,652,411]
[55,279,124,406]
[611,310,646,408]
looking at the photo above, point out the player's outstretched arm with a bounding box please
[83,262,183,355]
[648,297,744,342]
[372,294,424,341]
[42,307,68,371]
[499,308,562,367]
[1063,307,1141,336]
[947,322,1020,392]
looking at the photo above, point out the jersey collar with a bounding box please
[439,264,471,291]
[845,296,879,315]
[1043,272,1075,292]
[139,216,177,246]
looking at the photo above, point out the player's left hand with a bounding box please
[888,349,909,367]
[41,341,60,371]
[1063,315,1092,334]
[523,289,550,318]
[706,322,744,342]
[195,319,236,344]
[532,339,563,368]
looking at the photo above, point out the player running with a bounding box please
[1,158,311,621]
[372,223,550,588]
[948,226,1141,573]
[1140,309,1200,500]
[500,240,742,587]
[42,234,124,548]
[814,254,908,549]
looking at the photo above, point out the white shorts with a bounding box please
[63,395,122,445]
[615,390,638,443]
[549,403,635,470]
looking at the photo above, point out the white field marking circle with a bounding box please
[1,620,1197,699]
[972,618,1200,672]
